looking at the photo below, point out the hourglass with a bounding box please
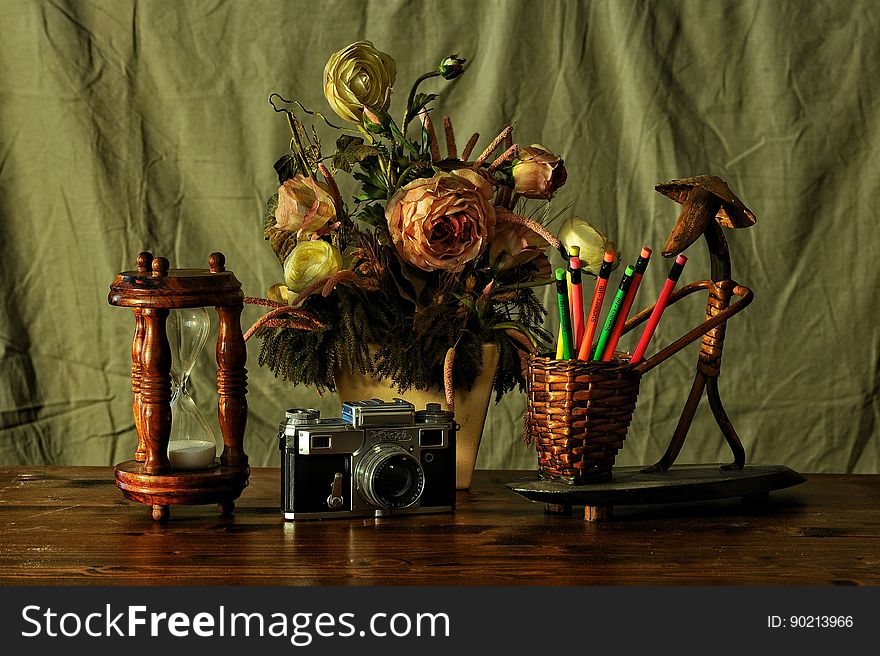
[109,251,249,521]
[168,308,218,471]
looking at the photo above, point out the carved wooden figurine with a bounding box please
[644,176,756,472]
[109,252,249,521]
[510,177,805,521]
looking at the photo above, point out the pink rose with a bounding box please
[511,145,567,199]
[489,211,549,271]
[386,169,496,272]
[275,175,336,235]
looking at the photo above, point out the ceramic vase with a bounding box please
[335,343,500,490]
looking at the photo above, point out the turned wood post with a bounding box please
[216,304,248,467]
[131,308,146,462]
[210,253,248,468]
[131,251,153,462]
[139,306,172,474]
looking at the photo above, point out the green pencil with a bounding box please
[592,265,635,361]
[555,267,574,359]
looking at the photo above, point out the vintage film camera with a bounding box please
[279,398,457,519]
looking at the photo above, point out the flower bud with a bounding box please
[439,54,466,80]
[362,106,391,134]
[557,217,620,274]
[283,240,343,295]
[511,145,567,199]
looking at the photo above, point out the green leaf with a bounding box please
[332,137,381,173]
[336,135,363,150]
[353,185,387,202]
[352,159,384,185]
[410,92,437,118]
[384,255,431,308]
[357,204,386,228]
[273,154,300,184]
[352,162,388,200]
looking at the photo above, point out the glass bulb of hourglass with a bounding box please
[167,307,218,470]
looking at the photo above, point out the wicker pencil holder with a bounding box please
[526,355,642,484]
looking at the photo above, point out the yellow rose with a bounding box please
[557,217,620,274]
[283,240,343,295]
[323,41,397,124]
[275,175,336,236]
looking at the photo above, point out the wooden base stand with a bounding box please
[115,460,249,521]
[508,464,806,522]
[116,470,250,521]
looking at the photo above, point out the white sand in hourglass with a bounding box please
[168,440,216,470]
[167,307,219,472]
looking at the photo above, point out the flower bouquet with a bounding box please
[248,41,614,419]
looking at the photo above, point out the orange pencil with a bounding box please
[576,251,615,360]
[601,246,652,360]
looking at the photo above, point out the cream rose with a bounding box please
[385,170,496,273]
[512,145,567,199]
[283,240,343,295]
[275,175,336,236]
[323,41,396,124]
[557,216,620,274]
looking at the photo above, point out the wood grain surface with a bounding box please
[0,467,878,586]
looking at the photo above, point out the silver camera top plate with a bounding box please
[341,398,414,428]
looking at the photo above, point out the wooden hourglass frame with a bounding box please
[109,251,249,521]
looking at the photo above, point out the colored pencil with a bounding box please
[630,254,688,363]
[555,267,574,359]
[556,246,579,358]
[593,265,635,361]
[576,251,615,360]
[570,256,585,349]
[601,246,652,361]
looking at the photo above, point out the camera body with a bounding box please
[279,398,456,519]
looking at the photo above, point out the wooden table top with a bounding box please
[0,466,877,586]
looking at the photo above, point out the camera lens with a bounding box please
[355,444,425,510]
[376,456,417,498]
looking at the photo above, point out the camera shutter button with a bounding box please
[326,472,344,510]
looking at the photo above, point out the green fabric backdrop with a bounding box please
[1,0,877,474]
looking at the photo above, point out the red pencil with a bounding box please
[601,246,652,361]
[630,254,687,363]
[576,251,615,360]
